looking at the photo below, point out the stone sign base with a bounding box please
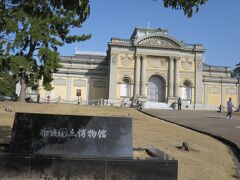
[2,112,178,179]
[0,154,178,180]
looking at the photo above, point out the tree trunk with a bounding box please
[19,75,27,102]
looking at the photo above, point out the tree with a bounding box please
[0,73,16,97]
[0,0,91,101]
[0,56,16,97]
[160,0,208,17]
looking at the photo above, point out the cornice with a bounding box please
[109,43,205,53]
[203,76,238,84]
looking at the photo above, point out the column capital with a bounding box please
[169,56,181,61]
[135,55,141,60]
[136,54,147,59]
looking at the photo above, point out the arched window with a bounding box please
[181,81,192,101]
[120,78,131,97]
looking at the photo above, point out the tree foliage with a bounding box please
[0,0,91,101]
[0,73,16,97]
[0,56,16,97]
[160,0,208,17]
[233,62,240,79]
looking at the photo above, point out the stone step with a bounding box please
[143,102,173,109]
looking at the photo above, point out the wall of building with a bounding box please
[116,53,135,99]
[203,82,238,110]
[202,64,239,110]
[111,52,201,104]
[179,57,196,103]
[38,53,108,104]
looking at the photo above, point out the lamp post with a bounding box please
[238,77,240,108]
[220,76,223,112]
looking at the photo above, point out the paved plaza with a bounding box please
[143,109,240,153]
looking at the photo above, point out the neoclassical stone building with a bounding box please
[39,27,239,110]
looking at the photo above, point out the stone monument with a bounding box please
[0,112,178,179]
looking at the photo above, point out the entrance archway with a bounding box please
[147,75,166,102]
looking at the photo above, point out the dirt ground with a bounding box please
[0,102,237,180]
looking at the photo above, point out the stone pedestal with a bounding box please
[3,112,178,180]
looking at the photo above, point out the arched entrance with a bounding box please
[147,75,166,102]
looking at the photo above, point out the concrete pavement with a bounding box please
[142,109,240,178]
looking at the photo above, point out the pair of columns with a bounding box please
[133,56,180,99]
[169,57,180,98]
[134,56,146,97]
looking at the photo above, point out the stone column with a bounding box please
[194,53,203,109]
[203,81,208,107]
[108,55,118,100]
[134,56,141,96]
[66,76,72,101]
[168,57,174,97]
[174,58,180,97]
[140,56,147,96]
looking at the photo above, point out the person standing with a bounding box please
[177,97,182,110]
[226,97,233,119]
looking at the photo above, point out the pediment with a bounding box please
[136,35,183,48]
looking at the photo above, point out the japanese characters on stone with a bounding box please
[40,128,107,139]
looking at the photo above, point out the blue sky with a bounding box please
[58,0,240,68]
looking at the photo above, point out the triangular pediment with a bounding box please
[135,34,183,48]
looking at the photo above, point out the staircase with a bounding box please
[143,102,173,109]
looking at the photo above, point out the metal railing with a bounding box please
[27,96,135,107]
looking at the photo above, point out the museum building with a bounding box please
[39,27,240,110]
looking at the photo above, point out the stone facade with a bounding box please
[202,64,239,110]
[39,27,239,110]
[38,53,108,104]
[107,27,207,109]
